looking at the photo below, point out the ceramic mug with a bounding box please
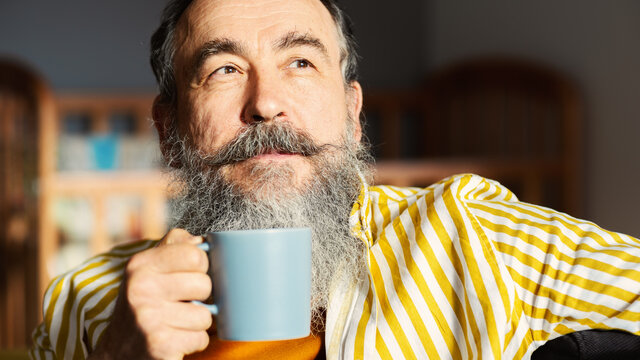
[195,228,312,341]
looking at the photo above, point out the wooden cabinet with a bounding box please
[0,89,169,348]
[1,59,56,349]
[367,57,583,217]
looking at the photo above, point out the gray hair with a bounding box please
[150,0,360,105]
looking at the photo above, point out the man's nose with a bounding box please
[243,73,287,124]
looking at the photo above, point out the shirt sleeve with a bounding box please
[30,240,156,359]
[464,178,640,345]
[30,321,56,360]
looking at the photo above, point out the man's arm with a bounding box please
[32,230,212,360]
[88,229,212,360]
[467,195,640,343]
[31,240,152,360]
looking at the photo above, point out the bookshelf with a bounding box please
[38,94,170,298]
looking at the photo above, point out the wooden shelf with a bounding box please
[52,170,170,195]
[374,157,563,187]
[38,94,168,293]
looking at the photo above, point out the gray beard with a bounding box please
[164,121,373,332]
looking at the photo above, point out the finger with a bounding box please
[155,243,209,273]
[146,327,209,360]
[129,242,208,274]
[181,329,210,357]
[162,300,213,331]
[128,270,211,304]
[161,272,212,302]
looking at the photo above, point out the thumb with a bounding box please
[159,228,204,247]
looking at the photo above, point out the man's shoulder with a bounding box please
[36,239,158,358]
[369,173,517,205]
[45,239,158,297]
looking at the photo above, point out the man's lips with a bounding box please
[251,150,300,161]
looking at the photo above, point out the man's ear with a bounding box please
[152,96,180,168]
[346,80,363,143]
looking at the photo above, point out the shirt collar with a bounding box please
[349,170,374,248]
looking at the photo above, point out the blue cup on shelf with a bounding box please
[195,228,312,341]
[90,135,119,170]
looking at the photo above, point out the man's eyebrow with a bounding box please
[273,31,330,60]
[193,38,245,76]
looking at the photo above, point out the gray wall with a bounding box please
[424,0,640,236]
[1,0,638,236]
[342,0,427,90]
[0,0,163,90]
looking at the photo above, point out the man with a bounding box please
[32,0,640,359]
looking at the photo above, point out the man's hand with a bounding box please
[90,229,213,360]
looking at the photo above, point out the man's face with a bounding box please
[160,0,370,319]
[166,0,362,194]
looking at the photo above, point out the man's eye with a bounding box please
[288,59,313,69]
[211,65,238,76]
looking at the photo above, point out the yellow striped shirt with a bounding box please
[32,174,640,359]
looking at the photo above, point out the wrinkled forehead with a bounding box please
[173,0,343,70]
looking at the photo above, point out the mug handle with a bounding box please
[192,242,218,315]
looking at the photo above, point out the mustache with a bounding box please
[202,122,334,166]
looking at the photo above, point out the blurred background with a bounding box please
[1,0,639,353]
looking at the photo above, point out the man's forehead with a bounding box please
[175,0,340,58]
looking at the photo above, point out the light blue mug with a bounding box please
[196,228,312,341]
